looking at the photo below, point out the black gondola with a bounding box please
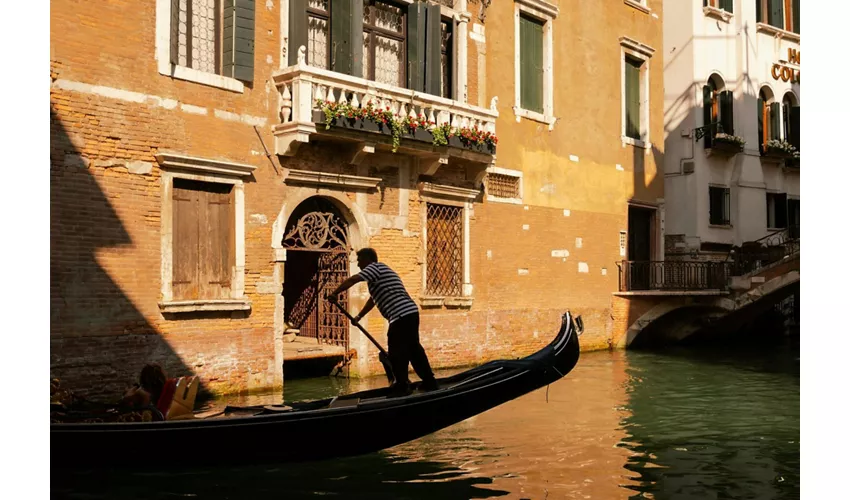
[51,312,581,466]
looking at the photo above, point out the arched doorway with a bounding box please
[282,197,350,349]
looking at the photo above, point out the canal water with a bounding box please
[52,343,800,499]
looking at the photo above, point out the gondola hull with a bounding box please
[51,312,581,466]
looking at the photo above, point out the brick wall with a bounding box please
[50,0,656,398]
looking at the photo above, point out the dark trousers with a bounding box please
[387,313,436,386]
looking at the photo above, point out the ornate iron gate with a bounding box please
[282,207,350,348]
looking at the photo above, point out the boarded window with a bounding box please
[625,56,642,140]
[172,178,235,300]
[487,173,520,199]
[519,14,544,113]
[709,186,731,226]
[170,0,255,82]
[426,203,463,297]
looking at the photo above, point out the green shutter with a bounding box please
[720,90,734,135]
[790,106,800,150]
[757,97,765,152]
[625,58,641,140]
[769,0,784,29]
[170,0,180,65]
[223,0,255,82]
[519,15,543,114]
[288,0,308,66]
[407,2,427,91]
[756,0,762,22]
[770,102,781,140]
[722,0,733,13]
[792,0,800,33]
[425,3,442,95]
[331,0,364,76]
[703,85,713,148]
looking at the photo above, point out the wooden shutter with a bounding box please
[789,106,800,150]
[170,0,180,65]
[625,58,641,140]
[703,85,713,148]
[407,1,427,91]
[792,0,800,33]
[223,0,255,82]
[172,180,201,300]
[757,97,765,152]
[721,0,733,13]
[770,102,781,140]
[425,2,442,96]
[720,90,734,135]
[769,0,784,29]
[289,0,309,66]
[200,186,234,299]
[331,0,364,77]
[520,15,543,114]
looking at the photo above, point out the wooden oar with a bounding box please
[328,297,396,385]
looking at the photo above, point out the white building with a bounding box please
[663,0,800,259]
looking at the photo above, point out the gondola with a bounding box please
[51,311,581,466]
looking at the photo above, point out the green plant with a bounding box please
[714,132,746,147]
[431,122,452,147]
[766,139,800,158]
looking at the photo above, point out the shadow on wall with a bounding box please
[50,108,201,401]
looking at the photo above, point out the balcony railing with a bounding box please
[272,47,498,161]
[726,227,800,276]
[617,261,731,292]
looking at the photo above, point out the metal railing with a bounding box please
[617,261,731,292]
[725,226,800,276]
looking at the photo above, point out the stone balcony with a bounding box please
[272,47,499,172]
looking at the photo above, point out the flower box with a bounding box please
[449,136,496,154]
[312,110,389,135]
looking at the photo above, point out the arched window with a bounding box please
[757,87,779,153]
[782,92,800,151]
[702,74,733,149]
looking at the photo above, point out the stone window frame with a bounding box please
[485,166,523,205]
[418,182,478,308]
[156,152,256,314]
[619,36,655,150]
[512,0,558,130]
[155,0,246,93]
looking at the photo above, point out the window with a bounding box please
[702,75,734,148]
[624,57,643,140]
[704,0,733,12]
[172,179,235,300]
[156,152,254,313]
[157,0,255,89]
[757,87,780,152]
[440,18,453,99]
[363,0,407,87]
[709,186,731,226]
[425,203,463,296]
[513,0,557,128]
[782,93,800,151]
[620,37,654,146]
[756,0,800,34]
[485,166,523,204]
[307,0,330,69]
[519,14,544,114]
[766,192,788,229]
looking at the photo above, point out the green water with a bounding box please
[52,343,800,499]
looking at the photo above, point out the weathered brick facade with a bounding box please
[51,0,664,398]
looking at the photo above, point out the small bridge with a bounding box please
[613,229,800,347]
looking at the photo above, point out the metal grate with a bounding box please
[487,173,520,199]
[426,203,463,296]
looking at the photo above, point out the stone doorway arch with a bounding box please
[282,197,351,348]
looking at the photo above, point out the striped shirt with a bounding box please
[358,262,419,323]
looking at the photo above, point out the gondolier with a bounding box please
[329,247,439,394]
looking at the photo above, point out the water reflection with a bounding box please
[52,345,799,499]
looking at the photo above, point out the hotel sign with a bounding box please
[772,48,800,83]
